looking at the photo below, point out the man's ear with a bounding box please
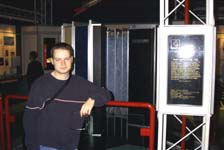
[51,58,54,65]
[46,58,53,65]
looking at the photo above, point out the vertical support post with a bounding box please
[160,0,164,25]
[40,0,43,24]
[157,112,163,150]
[153,28,157,105]
[181,116,186,150]
[0,97,5,150]
[107,101,155,150]
[158,0,215,149]
[71,21,76,75]
[149,104,155,150]
[202,115,211,150]
[5,99,15,150]
[162,114,167,150]
[88,20,94,82]
[206,0,214,25]
[181,0,190,148]
[165,0,169,25]
[61,25,65,42]
[71,21,76,57]
[34,0,37,24]
[5,95,28,150]
[5,97,12,150]
[184,0,189,24]
[44,0,47,24]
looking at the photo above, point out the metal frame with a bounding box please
[160,0,214,26]
[61,22,76,74]
[157,0,216,149]
[0,0,53,24]
[87,20,101,82]
[106,101,156,150]
[4,95,28,150]
[0,97,4,150]
[157,25,216,115]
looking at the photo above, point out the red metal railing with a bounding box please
[4,96,156,150]
[0,96,5,150]
[4,95,28,150]
[106,101,155,150]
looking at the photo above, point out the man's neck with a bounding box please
[51,71,69,80]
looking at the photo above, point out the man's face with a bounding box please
[51,49,73,75]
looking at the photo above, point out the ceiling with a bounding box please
[73,0,159,24]
[0,0,223,25]
[73,0,224,25]
[0,0,77,25]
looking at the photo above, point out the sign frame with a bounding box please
[156,25,216,115]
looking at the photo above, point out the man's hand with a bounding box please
[80,98,95,117]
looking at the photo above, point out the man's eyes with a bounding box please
[54,58,71,61]
[54,58,60,61]
[64,58,71,61]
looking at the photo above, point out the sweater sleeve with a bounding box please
[23,82,43,150]
[23,108,40,150]
[93,88,112,107]
[86,82,112,107]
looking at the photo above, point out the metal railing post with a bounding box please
[4,95,28,150]
[106,101,155,150]
[0,97,5,150]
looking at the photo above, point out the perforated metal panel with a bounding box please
[106,29,129,102]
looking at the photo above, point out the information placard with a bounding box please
[167,35,204,105]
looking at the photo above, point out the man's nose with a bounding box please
[61,60,66,66]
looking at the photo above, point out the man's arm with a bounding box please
[90,87,112,107]
[79,87,112,117]
[80,97,95,117]
[23,81,43,150]
[23,108,40,150]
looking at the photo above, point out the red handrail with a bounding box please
[0,97,5,150]
[4,95,28,150]
[4,97,155,150]
[106,101,155,150]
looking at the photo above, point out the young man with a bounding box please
[23,42,111,150]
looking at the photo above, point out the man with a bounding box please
[23,42,111,150]
[26,51,44,89]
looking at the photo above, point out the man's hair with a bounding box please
[51,42,74,58]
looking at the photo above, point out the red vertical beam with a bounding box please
[43,44,47,69]
[182,1,189,149]
[184,0,189,24]
[0,97,5,150]
[181,116,186,150]
[5,96,12,150]
[5,95,28,150]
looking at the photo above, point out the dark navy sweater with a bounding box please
[23,73,111,150]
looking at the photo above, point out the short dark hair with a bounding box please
[51,42,74,58]
[29,51,38,59]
